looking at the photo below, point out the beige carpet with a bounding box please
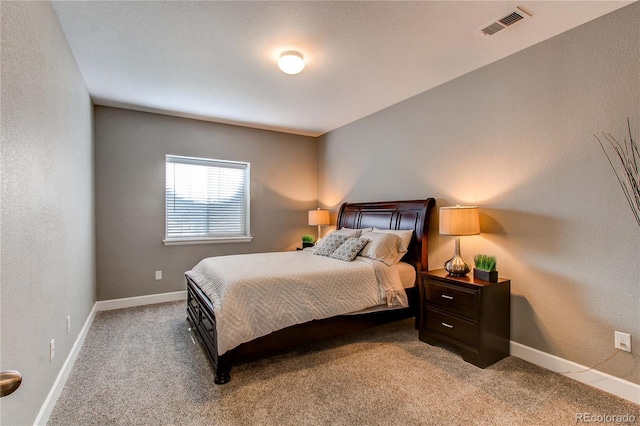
[48,301,638,425]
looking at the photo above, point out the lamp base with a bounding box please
[444,256,471,276]
[444,236,470,276]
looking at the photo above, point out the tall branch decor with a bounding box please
[595,118,640,227]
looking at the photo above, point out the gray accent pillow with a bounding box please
[329,237,369,262]
[314,234,349,257]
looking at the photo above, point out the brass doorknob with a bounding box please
[0,371,22,397]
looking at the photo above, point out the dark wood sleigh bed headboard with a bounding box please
[336,198,436,274]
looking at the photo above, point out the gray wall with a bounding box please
[0,2,95,425]
[94,107,318,300]
[318,4,639,383]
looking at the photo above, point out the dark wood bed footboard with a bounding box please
[186,277,232,384]
[186,198,435,384]
[187,274,419,384]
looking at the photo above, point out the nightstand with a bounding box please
[418,269,510,368]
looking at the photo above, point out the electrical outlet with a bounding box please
[155,271,162,280]
[614,331,631,352]
[67,316,71,334]
[50,339,55,361]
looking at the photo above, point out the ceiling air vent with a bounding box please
[478,7,531,37]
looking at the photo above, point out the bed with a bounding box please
[186,198,435,384]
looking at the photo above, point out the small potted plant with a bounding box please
[301,235,315,248]
[473,254,498,282]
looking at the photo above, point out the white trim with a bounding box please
[33,304,97,425]
[35,290,188,425]
[163,236,252,246]
[35,300,637,424]
[95,290,187,311]
[510,341,640,404]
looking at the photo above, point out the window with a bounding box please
[164,155,251,245]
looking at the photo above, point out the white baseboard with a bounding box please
[95,290,187,311]
[34,290,187,425]
[33,299,638,424]
[510,341,640,404]
[33,303,97,425]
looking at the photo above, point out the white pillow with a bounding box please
[372,228,413,251]
[356,227,373,234]
[330,228,362,238]
[359,232,408,265]
[324,227,373,238]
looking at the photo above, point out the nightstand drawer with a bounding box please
[424,280,478,319]
[424,307,478,348]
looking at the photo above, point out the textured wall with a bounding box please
[318,4,639,383]
[0,2,95,425]
[94,106,317,300]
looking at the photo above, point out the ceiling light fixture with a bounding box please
[278,50,305,75]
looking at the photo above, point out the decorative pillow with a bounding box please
[329,237,369,262]
[313,234,349,257]
[372,228,413,251]
[359,232,408,265]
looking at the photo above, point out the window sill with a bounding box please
[163,236,253,246]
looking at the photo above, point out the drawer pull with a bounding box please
[441,322,453,329]
[441,294,454,300]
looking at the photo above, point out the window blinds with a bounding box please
[165,155,250,242]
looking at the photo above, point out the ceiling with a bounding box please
[51,1,633,137]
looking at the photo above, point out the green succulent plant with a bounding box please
[301,235,315,243]
[474,254,497,272]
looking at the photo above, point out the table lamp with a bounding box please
[308,208,330,242]
[439,205,480,276]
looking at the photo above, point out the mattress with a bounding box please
[396,261,417,288]
[186,250,408,354]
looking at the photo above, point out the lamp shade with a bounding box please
[308,209,330,226]
[439,206,480,236]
